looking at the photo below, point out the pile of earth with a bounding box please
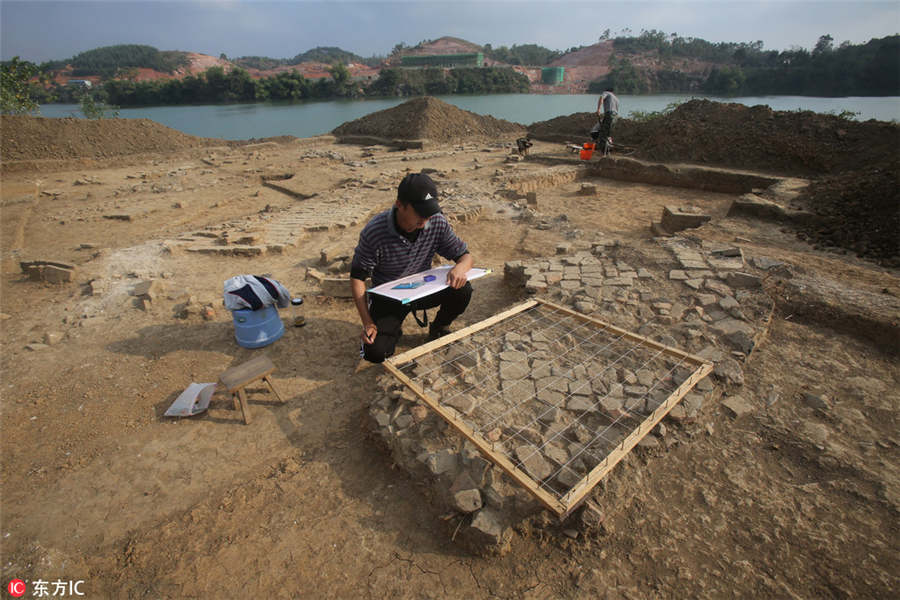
[794,158,900,265]
[331,96,526,143]
[528,99,900,177]
[0,115,221,163]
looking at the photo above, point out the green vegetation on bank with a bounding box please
[31,64,528,108]
[482,43,562,65]
[367,67,529,96]
[591,31,900,95]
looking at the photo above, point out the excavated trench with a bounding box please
[502,155,899,356]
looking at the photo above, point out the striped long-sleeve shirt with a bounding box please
[350,208,468,286]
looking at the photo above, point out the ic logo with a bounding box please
[7,579,26,598]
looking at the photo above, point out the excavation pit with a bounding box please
[370,235,777,553]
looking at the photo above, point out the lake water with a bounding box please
[38,94,899,141]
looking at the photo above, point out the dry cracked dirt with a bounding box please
[0,100,898,598]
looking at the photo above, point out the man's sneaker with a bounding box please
[428,325,450,341]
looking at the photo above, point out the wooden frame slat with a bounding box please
[390,299,538,364]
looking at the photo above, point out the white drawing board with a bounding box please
[367,265,490,304]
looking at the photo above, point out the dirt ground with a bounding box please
[1,102,898,598]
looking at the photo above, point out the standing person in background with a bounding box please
[591,87,619,154]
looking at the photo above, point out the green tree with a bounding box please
[205,66,228,101]
[78,89,119,119]
[596,58,648,93]
[813,34,834,56]
[225,68,256,101]
[1,57,40,114]
[703,66,746,94]
[328,62,355,97]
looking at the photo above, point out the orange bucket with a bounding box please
[579,143,595,160]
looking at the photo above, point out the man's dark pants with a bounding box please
[591,114,615,142]
[363,282,473,363]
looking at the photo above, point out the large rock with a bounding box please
[722,395,754,418]
[725,271,762,289]
[710,318,756,353]
[714,358,745,386]
[466,508,507,548]
[660,206,711,232]
[499,360,530,381]
[452,488,483,513]
[420,449,458,476]
[567,395,597,413]
[20,260,76,283]
[132,279,166,299]
[515,446,553,481]
[444,395,476,415]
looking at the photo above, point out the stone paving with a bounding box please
[169,174,485,261]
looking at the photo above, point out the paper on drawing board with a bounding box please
[367,265,490,304]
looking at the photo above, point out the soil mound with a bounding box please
[1,115,221,162]
[331,96,525,143]
[795,159,900,265]
[528,99,900,177]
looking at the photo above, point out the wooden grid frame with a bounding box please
[383,298,713,519]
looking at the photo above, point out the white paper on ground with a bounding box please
[165,382,218,417]
[366,265,490,304]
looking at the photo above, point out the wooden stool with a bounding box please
[219,355,285,424]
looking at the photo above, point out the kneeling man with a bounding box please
[350,172,474,363]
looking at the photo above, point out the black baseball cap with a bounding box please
[397,172,441,218]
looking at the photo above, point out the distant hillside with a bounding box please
[402,37,483,55]
[233,46,372,71]
[66,44,190,78]
[291,47,367,64]
[386,37,483,66]
[545,42,616,90]
[17,33,899,106]
[587,31,900,95]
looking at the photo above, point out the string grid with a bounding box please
[390,300,711,515]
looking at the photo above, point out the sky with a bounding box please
[2,0,899,63]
